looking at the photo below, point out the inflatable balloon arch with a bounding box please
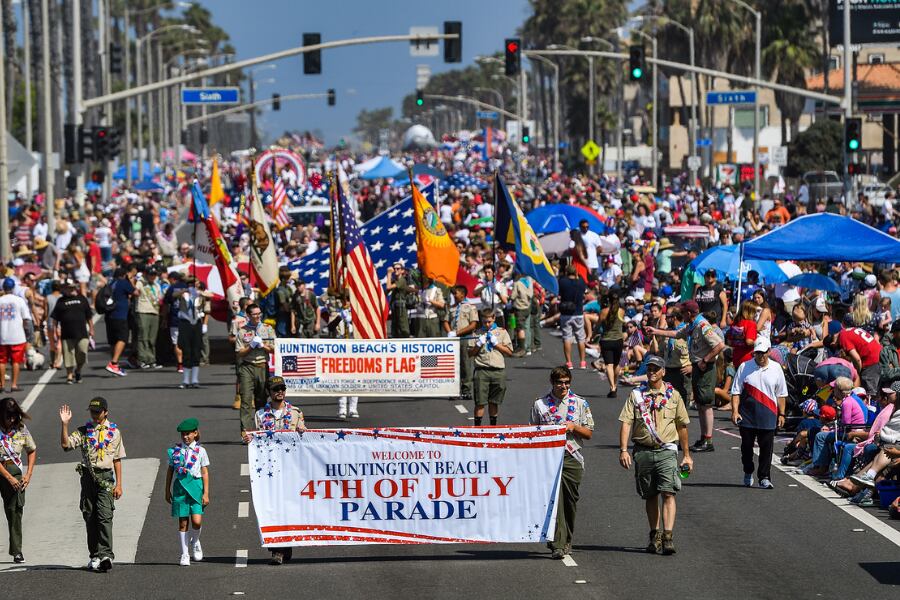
[253,148,307,187]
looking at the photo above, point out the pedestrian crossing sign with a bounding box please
[581,140,600,161]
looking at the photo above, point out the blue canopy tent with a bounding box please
[133,180,165,193]
[112,161,162,180]
[690,245,788,283]
[358,156,405,180]
[526,204,610,235]
[741,213,900,263]
[413,164,444,178]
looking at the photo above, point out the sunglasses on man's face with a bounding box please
[552,380,571,387]
[271,386,287,393]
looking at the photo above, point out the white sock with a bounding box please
[191,366,200,385]
[349,396,359,412]
[182,369,191,385]
[866,469,877,479]
[338,397,347,412]
[189,527,201,545]
[179,531,189,555]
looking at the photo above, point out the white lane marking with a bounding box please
[241,489,249,493]
[240,463,249,476]
[235,549,248,568]
[21,369,57,412]
[455,404,468,414]
[238,502,250,518]
[562,554,578,567]
[715,428,900,549]
[575,580,587,584]
[853,528,865,532]
[0,459,159,571]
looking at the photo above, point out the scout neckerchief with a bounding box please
[261,402,294,430]
[85,420,118,461]
[171,442,201,476]
[0,427,23,469]
[479,322,499,352]
[632,382,676,450]
[546,391,578,423]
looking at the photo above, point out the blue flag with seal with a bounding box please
[494,175,559,294]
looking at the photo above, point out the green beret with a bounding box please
[177,418,199,432]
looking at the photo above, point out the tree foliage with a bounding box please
[786,119,842,177]
[353,107,394,147]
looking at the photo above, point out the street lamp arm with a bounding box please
[423,94,521,121]
[182,92,328,127]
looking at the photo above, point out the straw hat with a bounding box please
[33,237,49,250]
[658,237,674,250]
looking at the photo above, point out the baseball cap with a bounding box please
[87,397,109,412]
[753,337,772,353]
[851,387,867,397]
[815,297,828,313]
[800,399,820,416]
[267,376,286,390]
[645,355,666,369]
[827,320,843,338]
[679,300,700,314]
[864,274,877,288]
[2,277,15,291]
[819,405,837,421]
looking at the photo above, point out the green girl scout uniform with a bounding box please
[168,419,209,517]
[1,425,35,558]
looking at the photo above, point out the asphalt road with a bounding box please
[1,325,899,600]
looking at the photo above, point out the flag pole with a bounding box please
[191,179,197,283]
[491,172,498,316]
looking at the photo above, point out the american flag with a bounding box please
[272,177,291,231]
[281,355,317,377]
[288,183,435,294]
[420,354,455,378]
[333,176,388,339]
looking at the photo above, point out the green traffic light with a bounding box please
[522,136,530,143]
[848,139,860,151]
[632,67,643,79]
[416,98,424,106]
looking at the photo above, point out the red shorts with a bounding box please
[0,343,26,364]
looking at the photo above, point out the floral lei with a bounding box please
[638,382,674,410]
[261,402,293,430]
[171,443,201,476]
[85,421,117,454]
[547,392,578,423]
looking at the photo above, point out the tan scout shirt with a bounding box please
[452,303,479,340]
[135,280,162,315]
[618,385,690,447]
[0,426,36,466]
[253,404,305,431]
[235,321,276,366]
[472,326,512,369]
[65,420,126,469]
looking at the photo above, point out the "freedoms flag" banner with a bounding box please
[248,426,565,546]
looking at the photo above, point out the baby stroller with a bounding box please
[769,345,823,430]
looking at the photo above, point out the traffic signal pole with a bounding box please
[843,0,856,207]
[182,92,332,127]
[423,94,522,121]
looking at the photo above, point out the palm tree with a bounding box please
[761,0,821,145]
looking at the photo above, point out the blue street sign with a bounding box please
[476,111,499,120]
[706,90,756,105]
[696,138,712,147]
[181,87,241,105]
[559,141,569,149]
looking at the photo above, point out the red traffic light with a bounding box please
[97,130,106,138]
[506,41,519,53]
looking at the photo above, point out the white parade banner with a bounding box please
[274,338,460,397]
[248,426,565,546]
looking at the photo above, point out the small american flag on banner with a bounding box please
[420,355,455,378]
[272,177,291,231]
[281,355,317,377]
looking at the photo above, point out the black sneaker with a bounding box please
[74,371,83,383]
[694,439,715,453]
[269,551,284,565]
[550,548,565,560]
[98,557,113,572]
[13,553,24,563]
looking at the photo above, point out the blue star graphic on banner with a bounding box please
[497,433,506,441]
[336,430,347,440]
[287,183,436,293]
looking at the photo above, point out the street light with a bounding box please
[249,64,277,149]
[629,28,658,189]
[726,0,762,202]
[634,15,697,185]
[580,38,616,177]
[525,55,559,172]
[474,86,505,129]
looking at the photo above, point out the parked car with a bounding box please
[802,171,844,203]
[861,181,893,207]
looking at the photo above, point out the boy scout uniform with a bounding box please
[254,378,306,430]
[663,328,692,404]
[472,326,512,407]
[293,289,318,338]
[0,425,36,558]
[530,390,594,555]
[687,316,724,406]
[389,272,411,338]
[235,320,276,432]
[417,284,442,338]
[64,400,126,563]
[451,302,479,399]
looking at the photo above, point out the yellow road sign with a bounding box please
[581,140,600,161]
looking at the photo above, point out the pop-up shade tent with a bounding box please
[526,204,610,235]
[741,213,900,263]
[358,156,406,180]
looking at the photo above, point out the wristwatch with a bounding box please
[619,448,628,453]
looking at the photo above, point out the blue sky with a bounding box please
[204,0,533,145]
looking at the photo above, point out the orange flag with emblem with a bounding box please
[209,158,225,206]
[412,182,459,285]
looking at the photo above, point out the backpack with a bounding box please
[95,281,115,315]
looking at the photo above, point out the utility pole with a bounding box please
[72,0,82,204]
[588,55,595,175]
[249,71,257,148]
[124,8,132,186]
[843,0,855,207]
[41,0,54,222]
[753,9,761,204]
[23,0,33,199]
[0,16,9,262]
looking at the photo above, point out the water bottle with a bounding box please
[508,313,517,330]
[678,464,691,480]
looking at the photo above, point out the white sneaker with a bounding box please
[180,553,190,566]
[87,557,100,571]
[191,540,203,561]
[349,410,360,418]
[338,410,347,419]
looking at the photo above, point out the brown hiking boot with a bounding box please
[661,530,676,555]
[646,529,662,554]
[232,395,241,410]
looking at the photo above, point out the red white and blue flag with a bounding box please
[281,355,317,378]
[420,354,455,378]
[272,177,291,231]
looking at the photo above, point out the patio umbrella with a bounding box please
[690,245,788,283]
[784,273,842,293]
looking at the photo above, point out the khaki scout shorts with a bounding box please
[633,447,681,499]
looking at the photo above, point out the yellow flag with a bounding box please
[209,158,225,206]
[412,183,459,286]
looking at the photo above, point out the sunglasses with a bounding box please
[271,386,287,392]
[552,380,571,386]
